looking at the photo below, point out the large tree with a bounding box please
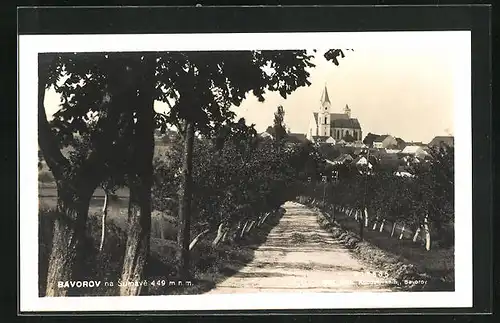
[38,53,141,296]
[38,48,349,293]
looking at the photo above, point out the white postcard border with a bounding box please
[19,31,472,312]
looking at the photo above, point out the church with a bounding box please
[307,86,362,142]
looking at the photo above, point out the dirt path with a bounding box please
[206,201,395,294]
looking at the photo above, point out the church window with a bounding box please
[337,130,340,139]
[324,117,327,124]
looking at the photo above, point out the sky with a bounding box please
[43,32,463,144]
[230,46,456,143]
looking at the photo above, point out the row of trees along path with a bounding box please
[38,49,350,296]
[314,144,454,251]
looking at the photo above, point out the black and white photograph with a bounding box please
[19,30,472,312]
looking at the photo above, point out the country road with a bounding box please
[206,201,395,294]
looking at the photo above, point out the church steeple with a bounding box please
[319,84,331,137]
[344,104,351,118]
[320,85,331,105]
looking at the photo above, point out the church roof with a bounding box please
[312,112,360,129]
[331,118,361,129]
[330,113,349,120]
[320,86,330,104]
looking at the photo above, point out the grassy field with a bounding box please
[39,181,130,214]
[320,209,454,291]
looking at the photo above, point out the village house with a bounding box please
[332,153,354,165]
[353,155,373,168]
[307,86,362,142]
[373,134,398,149]
[311,135,336,145]
[428,135,454,148]
[401,145,429,159]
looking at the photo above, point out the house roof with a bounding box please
[353,156,367,164]
[395,137,406,146]
[428,136,454,147]
[374,134,391,142]
[363,133,380,146]
[312,135,332,143]
[331,118,361,129]
[402,145,426,154]
[334,153,353,163]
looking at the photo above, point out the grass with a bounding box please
[313,208,454,291]
[332,210,454,281]
[38,207,285,296]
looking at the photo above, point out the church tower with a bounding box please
[344,104,351,118]
[319,85,331,136]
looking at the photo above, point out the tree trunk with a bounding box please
[364,208,369,227]
[413,227,422,242]
[120,64,155,296]
[45,185,92,297]
[246,220,256,233]
[391,222,397,237]
[212,222,226,247]
[259,212,270,226]
[38,56,106,297]
[177,120,195,280]
[99,189,109,252]
[232,221,242,241]
[120,155,153,296]
[221,229,229,243]
[240,220,249,238]
[190,229,209,250]
[424,216,431,251]
[379,219,386,232]
[399,225,406,240]
[120,187,150,296]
